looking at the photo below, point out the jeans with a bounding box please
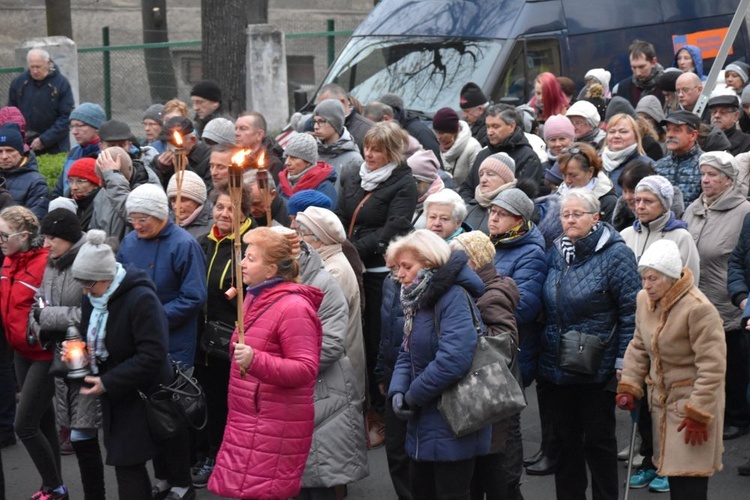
[296,487,337,500]
[384,393,413,500]
[550,382,618,500]
[411,458,475,500]
[724,330,750,427]
[115,463,151,499]
[14,354,61,489]
[668,476,708,500]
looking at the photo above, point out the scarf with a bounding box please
[400,268,436,351]
[418,176,445,203]
[473,179,517,208]
[560,222,600,265]
[278,162,334,197]
[86,263,127,374]
[601,144,637,173]
[631,63,664,90]
[558,176,597,196]
[178,204,204,228]
[287,166,314,186]
[491,221,529,246]
[360,161,397,191]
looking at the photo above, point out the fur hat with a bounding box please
[432,107,460,134]
[459,82,488,109]
[543,114,575,141]
[69,103,106,129]
[284,133,318,165]
[296,206,346,245]
[490,188,534,223]
[0,123,24,154]
[478,153,516,185]
[638,239,682,280]
[287,190,333,216]
[202,118,235,146]
[407,150,440,182]
[635,175,674,212]
[67,157,100,186]
[452,230,495,268]
[72,229,117,282]
[699,151,737,180]
[167,170,207,205]
[40,208,82,244]
[190,80,222,103]
[126,183,169,220]
[566,100,601,128]
[313,99,345,135]
[143,104,164,125]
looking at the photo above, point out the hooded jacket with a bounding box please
[0,153,49,220]
[318,129,363,192]
[441,120,482,187]
[672,45,706,81]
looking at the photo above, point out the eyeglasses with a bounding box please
[297,230,315,238]
[313,119,328,127]
[0,231,27,243]
[562,146,582,155]
[560,211,593,220]
[69,178,94,186]
[675,86,699,95]
[74,278,98,289]
[127,216,150,225]
[488,207,513,218]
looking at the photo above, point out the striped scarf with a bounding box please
[561,223,600,265]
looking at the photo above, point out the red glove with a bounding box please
[677,417,708,446]
[615,393,637,411]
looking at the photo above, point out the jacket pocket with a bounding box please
[669,379,695,418]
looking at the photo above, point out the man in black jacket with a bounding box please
[460,82,489,147]
[708,93,750,156]
[612,39,665,108]
[458,105,543,202]
[316,83,374,154]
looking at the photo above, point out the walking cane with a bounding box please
[623,402,640,500]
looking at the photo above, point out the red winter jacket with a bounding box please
[0,246,50,361]
[209,280,323,500]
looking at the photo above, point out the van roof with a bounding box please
[354,0,743,39]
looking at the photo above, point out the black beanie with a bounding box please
[40,208,82,244]
[190,79,222,104]
[460,82,488,109]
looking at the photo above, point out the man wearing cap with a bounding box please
[316,83,373,153]
[0,122,49,219]
[154,116,212,189]
[612,40,665,107]
[565,101,606,150]
[8,48,75,155]
[142,104,166,153]
[312,99,363,191]
[460,82,490,147]
[655,111,704,205]
[708,93,750,156]
[190,79,226,137]
[234,111,284,184]
[98,119,161,185]
[54,102,106,198]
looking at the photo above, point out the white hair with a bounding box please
[423,189,467,223]
[386,229,451,269]
[561,188,600,214]
[27,48,51,63]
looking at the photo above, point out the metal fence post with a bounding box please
[327,19,335,67]
[102,26,112,119]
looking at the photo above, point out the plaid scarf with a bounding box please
[400,268,436,351]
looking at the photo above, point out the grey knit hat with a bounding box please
[72,229,117,282]
[126,183,169,220]
[490,188,534,222]
[143,104,164,125]
[638,239,682,280]
[284,133,319,165]
[202,118,235,146]
[742,85,750,106]
[700,151,738,180]
[69,102,106,129]
[726,62,750,85]
[635,175,674,212]
[635,95,666,124]
[313,99,345,135]
[604,96,636,122]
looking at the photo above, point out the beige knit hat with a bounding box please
[296,206,346,245]
[167,170,208,205]
[452,230,496,268]
[478,153,516,185]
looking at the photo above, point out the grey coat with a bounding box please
[298,243,369,487]
[318,129,364,193]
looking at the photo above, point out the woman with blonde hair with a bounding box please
[601,113,654,192]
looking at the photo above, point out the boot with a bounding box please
[71,437,106,500]
[59,426,74,456]
[366,409,385,449]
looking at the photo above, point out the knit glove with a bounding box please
[392,393,414,421]
[615,393,638,412]
[677,417,708,446]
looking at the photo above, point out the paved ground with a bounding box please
[4,383,750,498]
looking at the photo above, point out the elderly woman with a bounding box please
[279,132,338,206]
[387,230,490,500]
[683,151,750,444]
[209,227,323,499]
[335,121,417,447]
[557,142,617,222]
[432,107,481,186]
[423,189,469,241]
[617,239,726,500]
[167,170,212,239]
[465,153,517,234]
[601,114,653,192]
[565,101,606,150]
[542,114,575,174]
[539,189,640,500]
[409,150,445,228]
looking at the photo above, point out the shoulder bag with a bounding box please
[436,288,527,438]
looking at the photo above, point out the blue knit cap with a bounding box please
[69,102,106,129]
[0,123,24,154]
[287,190,333,216]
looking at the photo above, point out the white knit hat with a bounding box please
[167,170,207,205]
[638,239,682,280]
[566,100,601,128]
[126,183,169,220]
[296,206,346,245]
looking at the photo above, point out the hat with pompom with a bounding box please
[72,229,117,281]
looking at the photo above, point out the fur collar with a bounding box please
[647,267,694,312]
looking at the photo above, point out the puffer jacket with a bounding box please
[388,251,491,461]
[728,212,750,308]
[441,120,481,186]
[318,129,363,192]
[376,276,404,388]
[298,244,368,487]
[0,153,49,220]
[683,187,750,331]
[117,221,207,366]
[539,223,639,385]
[54,138,100,198]
[209,280,323,500]
[0,246,50,361]
[655,143,704,205]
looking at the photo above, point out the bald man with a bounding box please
[674,72,710,123]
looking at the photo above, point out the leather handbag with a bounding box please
[139,362,207,441]
[201,320,235,361]
[436,289,527,438]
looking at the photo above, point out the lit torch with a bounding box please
[230,149,251,376]
[170,131,187,224]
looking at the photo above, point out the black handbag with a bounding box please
[201,320,235,361]
[139,362,207,441]
[436,289,527,438]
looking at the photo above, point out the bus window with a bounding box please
[492,38,561,103]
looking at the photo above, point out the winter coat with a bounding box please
[117,221,208,366]
[344,109,374,154]
[54,138,100,198]
[153,141,212,190]
[8,63,74,154]
[0,246,50,361]
[535,193,564,250]
[376,276,404,387]
[470,113,488,148]
[672,45,706,81]
[621,210,700,284]
[441,121,481,186]
[728,213,750,309]
[318,129,364,192]
[613,75,665,108]
[298,244,368,488]
[619,269,725,476]
[724,127,750,157]
[463,200,491,235]
[655,142,704,205]
[683,187,750,331]
[209,280,323,500]
[278,161,338,207]
[82,267,173,466]
[458,127,543,202]
[603,149,654,195]
[540,223,639,385]
[317,242,366,400]
[388,251,491,462]
[0,154,49,220]
[335,163,417,270]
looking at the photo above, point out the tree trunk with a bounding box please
[201,0,268,117]
[141,0,178,104]
[45,0,73,38]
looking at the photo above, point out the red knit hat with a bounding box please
[67,157,100,186]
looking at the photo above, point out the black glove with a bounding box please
[32,305,42,324]
[392,392,414,421]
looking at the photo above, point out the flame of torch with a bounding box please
[172,130,183,147]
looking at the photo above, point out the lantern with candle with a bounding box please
[62,326,91,379]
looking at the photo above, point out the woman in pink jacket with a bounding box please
[209,227,323,500]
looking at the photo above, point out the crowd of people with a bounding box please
[0,38,747,500]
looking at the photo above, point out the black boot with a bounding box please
[72,437,106,500]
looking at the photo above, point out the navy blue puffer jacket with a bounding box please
[375,276,404,387]
[539,222,639,385]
